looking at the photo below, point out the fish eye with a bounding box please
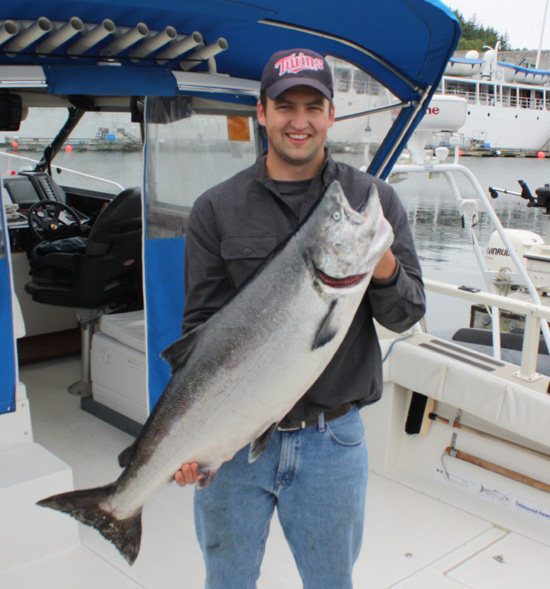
[332,210,341,221]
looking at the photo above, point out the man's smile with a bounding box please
[287,132,310,144]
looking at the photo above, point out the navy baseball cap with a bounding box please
[260,49,334,101]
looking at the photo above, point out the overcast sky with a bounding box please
[444,0,550,50]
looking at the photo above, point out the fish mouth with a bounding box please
[316,268,367,288]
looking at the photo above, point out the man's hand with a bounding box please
[174,462,203,487]
[372,248,397,281]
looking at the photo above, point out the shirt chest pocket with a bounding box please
[221,235,279,290]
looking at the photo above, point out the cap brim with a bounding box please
[266,77,333,101]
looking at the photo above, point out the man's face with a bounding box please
[257,86,335,179]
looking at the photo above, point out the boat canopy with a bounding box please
[0,0,460,175]
[0,0,460,417]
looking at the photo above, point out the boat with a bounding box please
[3,2,550,588]
[437,44,550,153]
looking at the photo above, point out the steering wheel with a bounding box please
[27,200,82,242]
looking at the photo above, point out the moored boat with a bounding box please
[438,46,550,153]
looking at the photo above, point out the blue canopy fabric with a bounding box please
[2,0,459,102]
[2,0,460,176]
[0,198,17,416]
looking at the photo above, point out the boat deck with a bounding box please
[3,355,550,588]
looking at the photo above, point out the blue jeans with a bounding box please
[194,405,368,589]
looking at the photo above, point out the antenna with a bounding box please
[536,0,549,69]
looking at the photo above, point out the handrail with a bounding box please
[440,88,549,110]
[425,278,550,321]
[424,278,547,382]
[0,150,124,191]
[393,160,550,357]
[391,158,550,381]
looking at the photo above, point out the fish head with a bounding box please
[297,180,394,290]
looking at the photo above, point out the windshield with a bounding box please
[144,96,258,239]
[0,108,141,194]
[327,57,402,171]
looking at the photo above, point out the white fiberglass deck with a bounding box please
[3,355,550,588]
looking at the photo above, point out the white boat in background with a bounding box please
[437,44,550,152]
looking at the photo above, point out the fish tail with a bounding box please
[37,484,142,565]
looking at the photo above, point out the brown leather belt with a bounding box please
[277,402,354,432]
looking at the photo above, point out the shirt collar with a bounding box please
[253,149,337,192]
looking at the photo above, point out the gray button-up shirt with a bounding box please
[182,152,425,422]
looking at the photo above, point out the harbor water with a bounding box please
[3,147,550,335]
[396,156,550,335]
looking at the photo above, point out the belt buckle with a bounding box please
[277,421,306,432]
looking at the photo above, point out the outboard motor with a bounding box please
[485,229,550,295]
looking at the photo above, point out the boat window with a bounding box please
[502,86,517,108]
[479,84,495,106]
[0,107,141,194]
[334,67,352,93]
[144,96,257,239]
[443,79,477,104]
[546,91,550,111]
[519,89,531,109]
[326,56,402,170]
[353,69,381,95]
[535,90,544,110]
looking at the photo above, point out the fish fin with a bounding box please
[312,300,339,350]
[37,485,142,565]
[196,466,219,490]
[160,326,202,373]
[118,444,135,468]
[248,423,278,463]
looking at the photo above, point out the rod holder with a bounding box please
[129,25,176,60]
[67,19,115,57]
[5,17,52,55]
[0,20,18,48]
[180,37,228,71]
[101,22,149,57]
[35,17,84,56]
[156,31,203,64]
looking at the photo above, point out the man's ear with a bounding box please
[328,103,335,128]
[257,99,266,127]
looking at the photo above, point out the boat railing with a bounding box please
[478,92,496,106]
[443,89,548,111]
[392,156,550,373]
[0,150,124,191]
[442,88,476,104]
[424,277,549,382]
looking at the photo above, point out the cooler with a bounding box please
[90,311,147,424]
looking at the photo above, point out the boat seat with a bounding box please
[25,187,143,309]
[386,332,550,448]
[24,186,143,396]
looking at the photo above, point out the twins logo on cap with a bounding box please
[274,52,325,76]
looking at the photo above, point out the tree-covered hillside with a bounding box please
[453,10,511,52]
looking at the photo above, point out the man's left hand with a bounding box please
[372,248,397,281]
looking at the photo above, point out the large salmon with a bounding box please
[37,180,394,564]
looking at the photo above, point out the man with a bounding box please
[175,49,425,588]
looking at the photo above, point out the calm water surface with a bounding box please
[4,148,549,333]
[396,156,550,333]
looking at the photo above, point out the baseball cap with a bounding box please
[260,48,334,101]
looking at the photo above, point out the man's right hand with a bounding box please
[174,462,203,487]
